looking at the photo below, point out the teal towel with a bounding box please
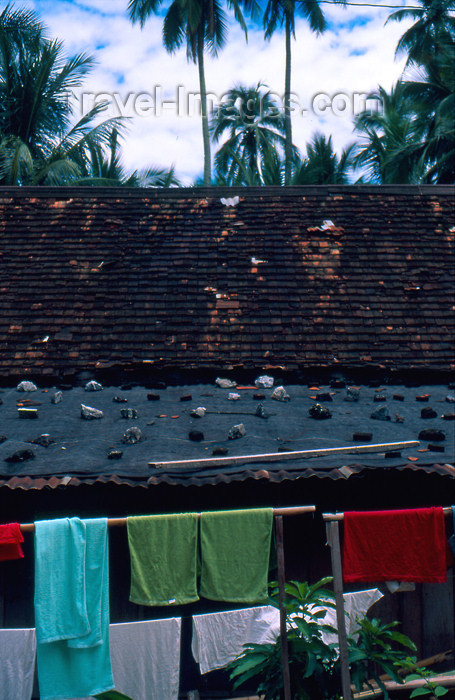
[35,518,114,700]
[35,518,89,643]
[200,508,273,603]
[127,513,199,605]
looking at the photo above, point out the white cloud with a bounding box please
[23,0,413,183]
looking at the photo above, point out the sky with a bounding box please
[15,0,413,183]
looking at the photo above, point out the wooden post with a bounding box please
[327,520,352,700]
[276,515,292,700]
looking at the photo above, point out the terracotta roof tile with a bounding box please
[0,185,453,377]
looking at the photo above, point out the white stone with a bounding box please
[215,378,237,389]
[255,375,274,388]
[271,386,290,402]
[81,404,104,420]
[191,407,207,418]
[17,381,37,392]
[228,423,246,439]
[51,390,63,404]
[85,380,103,391]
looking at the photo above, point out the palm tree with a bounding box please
[0,5,95,157]
[353,83,426,183]
[397,43,454,183]
[0,4,179,186]
[263,0,343,185]
[0,4,126,184]
[128,0,256,186]
[386,0,455,68]
[293,133,355,184]
[210,83,287,184]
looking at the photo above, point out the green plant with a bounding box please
[228,578,426,700]
[348,617,418,699]
[399,657,449,698]
[228,577,342,700]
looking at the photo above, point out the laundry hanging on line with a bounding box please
[34,518,114,700]
[199,508,273,603]
[70,617,182,700]
[191,589,383,675]
[192,605,281,675]
[342,507,447,583]
[0,522,24,561]
[127,507,273,606]
[0,628,36,700]
[127,513,199,606]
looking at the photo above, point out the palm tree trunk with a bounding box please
[197,30,211,186]
[284,12,293,186]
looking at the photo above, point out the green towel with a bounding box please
[200,508,273,603]
[35,518,114,700]
[127,513,199,605]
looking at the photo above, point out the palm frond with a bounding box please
[128,0,163,27]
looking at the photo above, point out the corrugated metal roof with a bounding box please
[1,461,453,490]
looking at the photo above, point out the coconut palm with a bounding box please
[386,0,455,68]
[0,4,127,184]
[0,4,178,186]
[397,42,455,183]
[293,133,355,184]
[263,0,344,185]
[0,4,96,157]
[128,0,256,186]
[210,83,287,184]
[353,83,426,184]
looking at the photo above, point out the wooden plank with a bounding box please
[400,585,423,655]
[149,441,420,470]
[276,515,292,700]
[422,582,455,658]
[327,521,352,700]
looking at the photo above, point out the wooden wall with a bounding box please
[0,467,453,696]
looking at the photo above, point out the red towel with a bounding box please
[342,507,447,583]
[0,523,24,561]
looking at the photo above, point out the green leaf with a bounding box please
[349,648,369,663]
[303,651,317,678]
[387,630,417,650]
[434,687,449,696]
[94,691,134,700]
[410,687,432,697]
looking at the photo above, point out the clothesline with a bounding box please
[17,504,316,533]
[323,507,453,521]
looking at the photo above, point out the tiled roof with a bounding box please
[0,185,454,378]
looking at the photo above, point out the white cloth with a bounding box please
[192,605,280,675]
[315,588,384,646]
[192,590,383,675]
[71,617,182,700]
[109,618,181,700]
[0,628,36,700]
